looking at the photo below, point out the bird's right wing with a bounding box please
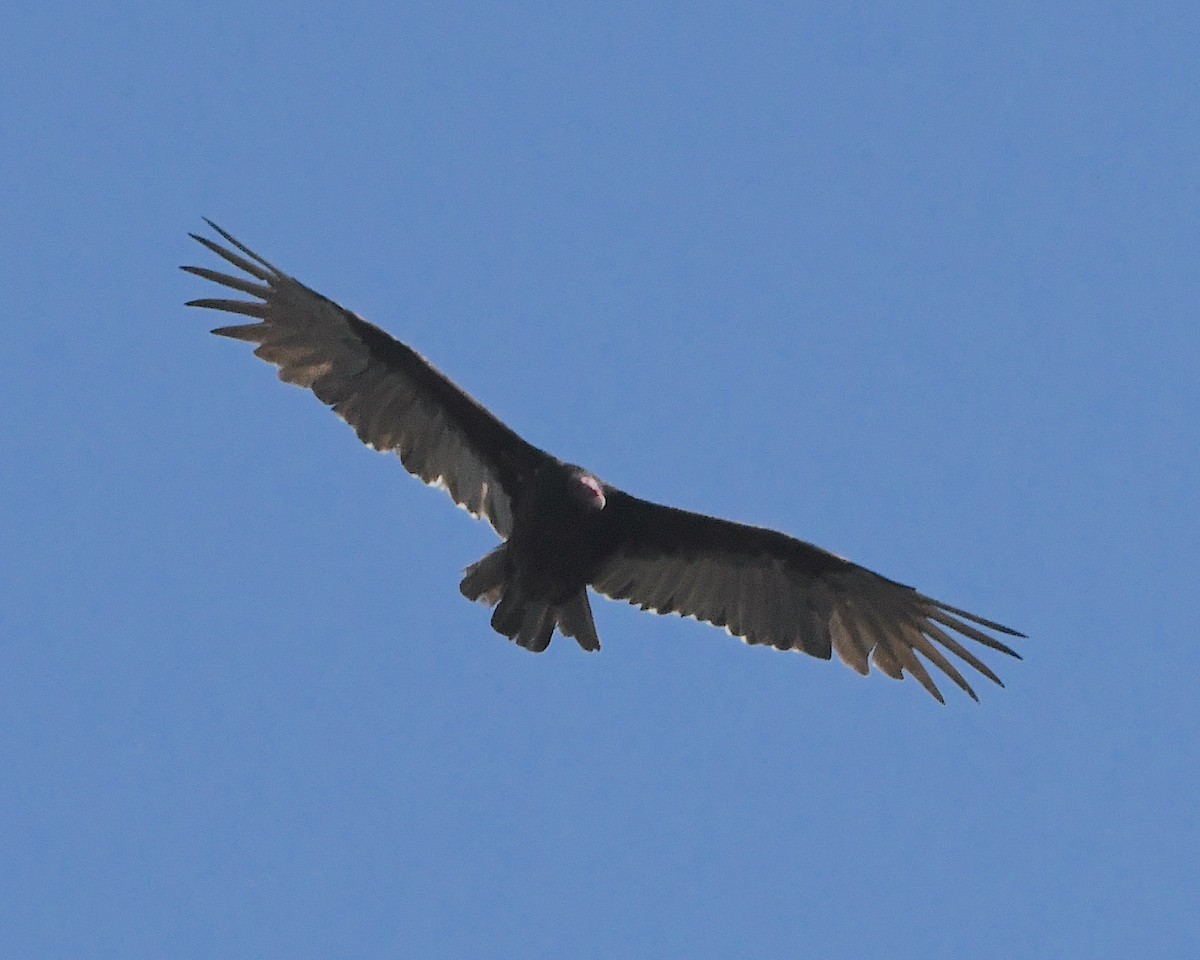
[183,221,549,537]
[592,489,1023,702]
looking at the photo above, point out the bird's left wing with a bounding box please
[591,489,1023,702]
[183,221,549,537]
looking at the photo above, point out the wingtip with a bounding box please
[193,218,284,276]
[210,324,263,341]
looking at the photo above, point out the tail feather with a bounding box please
[518,604,556,653]
[556,591,601,652]
[461,545,507,606]
[490,587,555,653]
[490,590,524,637]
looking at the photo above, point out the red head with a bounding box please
[571,471,607,510]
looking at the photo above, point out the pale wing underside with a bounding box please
[183,222,546,536]
[593,500,1022,703]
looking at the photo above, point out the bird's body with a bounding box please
[476,462,611,652]
[508,464,610,603]
[184,221,1024,702]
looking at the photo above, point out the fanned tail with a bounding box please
[466,548,601,653]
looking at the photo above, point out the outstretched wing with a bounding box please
[183,220,549,536]
[592,489,1023,702]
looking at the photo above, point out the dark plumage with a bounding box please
[184,221,1024,702]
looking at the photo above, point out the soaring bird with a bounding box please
[184,221,1023,702]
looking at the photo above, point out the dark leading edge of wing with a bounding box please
[182,219,550,537]
[593,489,1024,703]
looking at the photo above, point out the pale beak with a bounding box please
[581,475,607,509]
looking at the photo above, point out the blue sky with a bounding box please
[3,1,1197,956]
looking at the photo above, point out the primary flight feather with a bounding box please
[184,221,1023,702]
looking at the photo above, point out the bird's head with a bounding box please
[569,470,607,511]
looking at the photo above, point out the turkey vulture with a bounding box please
[184,220,1023,702]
